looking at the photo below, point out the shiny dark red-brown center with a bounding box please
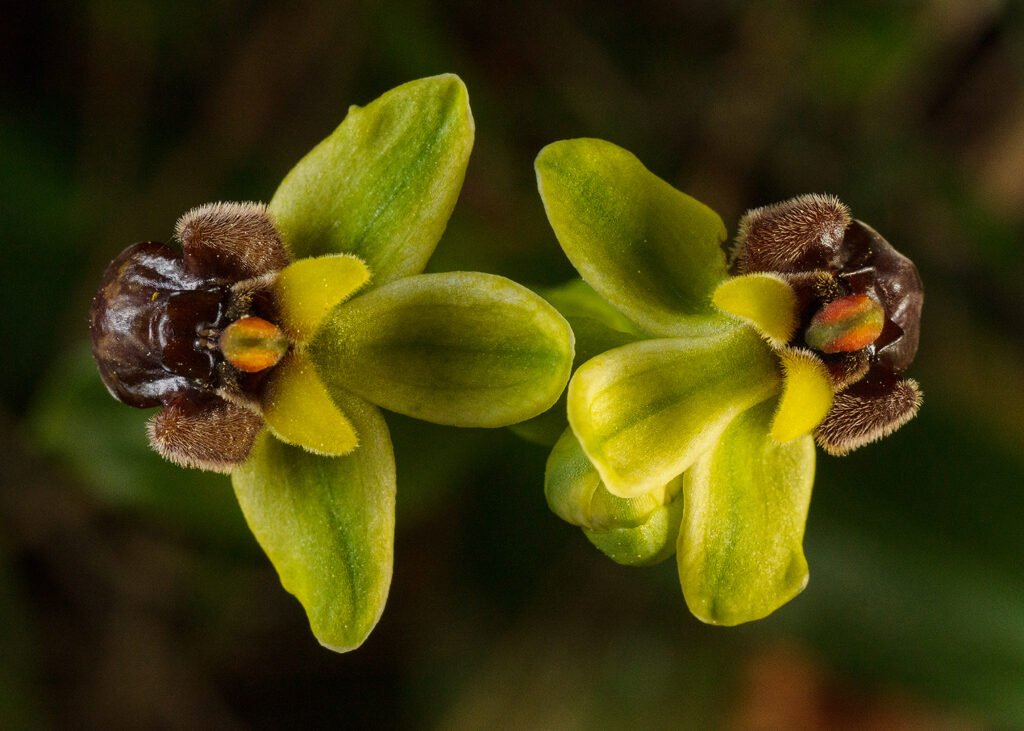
[90,241,241,408]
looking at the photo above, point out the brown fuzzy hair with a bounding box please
[732,193,851,274]
[147,394,263,473]
[176,201,291,282]
[815,376,922,456]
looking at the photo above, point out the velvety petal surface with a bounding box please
[232,389,395,652]
[568,327,779,497]
[261,352,359,457]
[712,272,798,346]
[536,138,730,338]
[770,348,834,443]
[273,254,370,342]
[269,74,474,286]
[310,272,574,428]
[678,399,815,626]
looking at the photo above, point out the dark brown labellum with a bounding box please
[732,194,924,455]
[147,391,265,473]
[732,194,851,273]
[814,367,922,456]
[841,221,922,373]
[733,198,923,375]
[89,201,292,472]
[89,241,221,408]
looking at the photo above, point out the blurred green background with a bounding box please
[3,1,1024,728]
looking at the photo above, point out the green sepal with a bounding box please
[678,399,815,626]
[584,497,684,567]
[568,326,779,497]
[231,389,395,652]
[310,272,575,428]
[545,428,681,531]
[539,278,644,337]
[512,280,640,446]
[269,74,474,287]
[536,138,731,338]
[545,428,683,566]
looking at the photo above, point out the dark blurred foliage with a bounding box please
[3,1,1024,728]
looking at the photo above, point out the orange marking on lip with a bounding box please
[220,316,289,373]
[828,323,881,352]
[815,294,871,324]
[806,294,885,354]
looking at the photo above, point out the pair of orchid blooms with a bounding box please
[90,76,921,649]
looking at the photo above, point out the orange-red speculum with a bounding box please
[219,316,289,373]
[805,294,885,354]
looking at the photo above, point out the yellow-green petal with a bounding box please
[545,428,681,531]
[269,74,474,286]
[678,399,815,626]
[539,278,644,337]
[584,496,685,567]
[261,353,358,457]
[545,428,683,566]
[536,138,731,338]
[712,272,798,346]
[568,327,779,498]
[273,254,370,342]
[512,280,641,447]
[232,389,395,652]
[310,272,575,428]
[770,348,834,443]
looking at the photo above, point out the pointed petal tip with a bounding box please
[268,75,474,278]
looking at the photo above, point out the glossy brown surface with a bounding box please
[89,203,291,413]
[734,200,923,375]
[845,221,923,373]
[89,241,228,408]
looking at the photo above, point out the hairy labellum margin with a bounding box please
[731,194,924,455]
[89,202,292,472]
